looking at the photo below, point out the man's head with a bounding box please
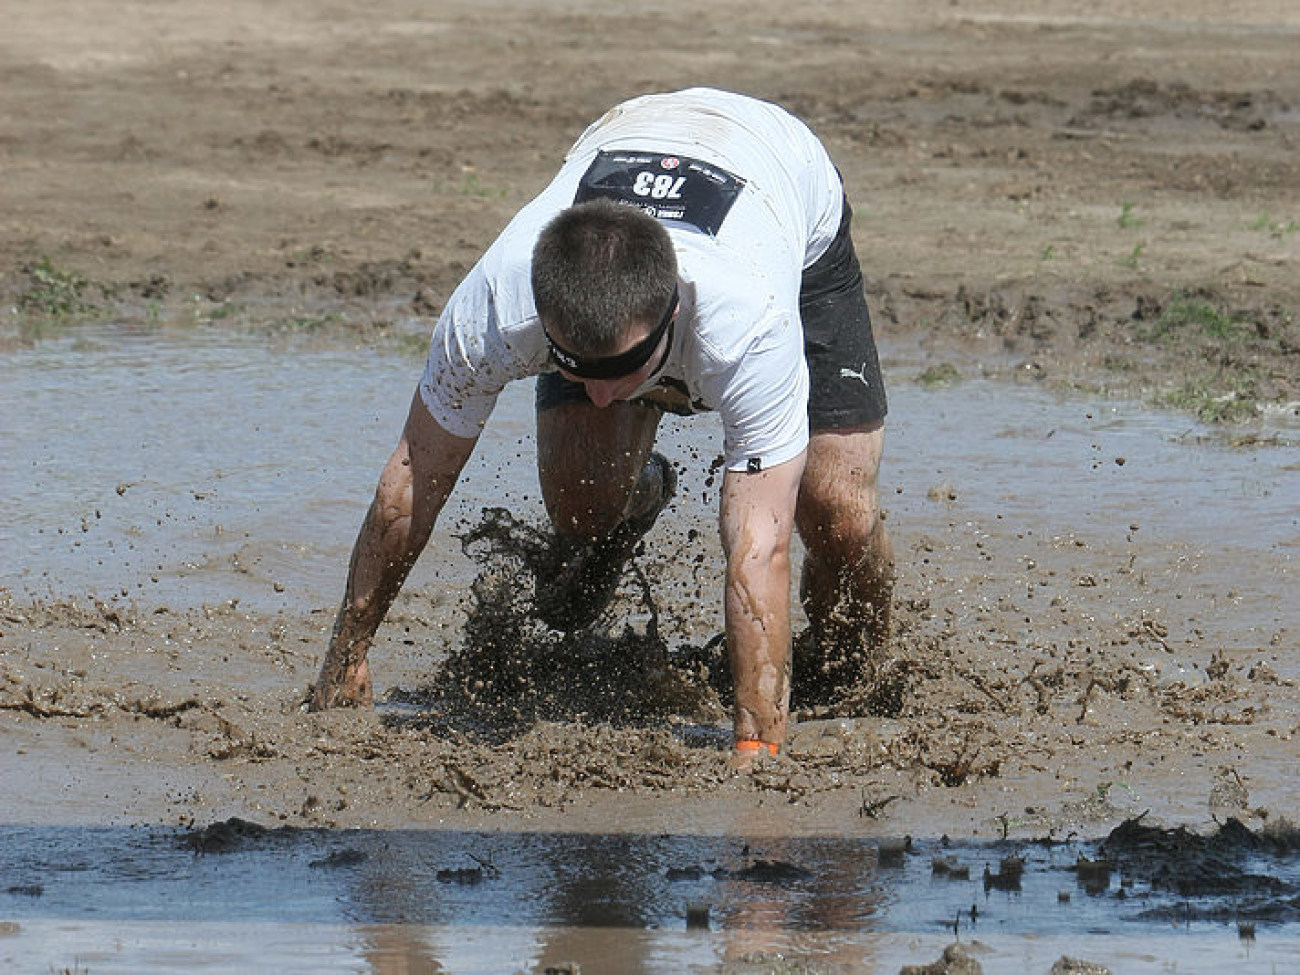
[532,199,678,372]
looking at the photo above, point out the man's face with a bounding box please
[553,319,671,407]
[544,293,678,407]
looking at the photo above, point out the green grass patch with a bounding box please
[1245,213,1298,236]
[1143,292,1249,342]
[19,257,96,318]
[1154,376,1260,424]
[1117,242,1144,270]
[433,170,507,199]
[1117,202,1143,230]
[916,363,962,386]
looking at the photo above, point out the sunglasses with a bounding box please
[544,286,677,380]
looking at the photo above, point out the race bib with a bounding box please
[574,151,746,236]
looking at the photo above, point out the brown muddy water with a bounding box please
[5,323,1295,618]
[3,322,1299,973]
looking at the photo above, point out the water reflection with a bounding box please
[0,825,897,972]
[3,824,1296,972]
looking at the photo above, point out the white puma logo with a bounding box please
[839,363,872,387]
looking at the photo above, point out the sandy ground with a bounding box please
[2,0,1298,847]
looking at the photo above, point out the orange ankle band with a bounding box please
[735,738,780,756]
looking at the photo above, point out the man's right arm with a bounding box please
[719,452,805,757]
[309,390,478,710]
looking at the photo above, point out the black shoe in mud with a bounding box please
[534,452,677,631]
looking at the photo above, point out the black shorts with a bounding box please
[537,195,887,431]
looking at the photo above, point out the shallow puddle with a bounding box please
[1,823,1297,973]
[3,323,1299,973]
[4,321,1295,614]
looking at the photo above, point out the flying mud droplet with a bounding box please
[388,507,725,742]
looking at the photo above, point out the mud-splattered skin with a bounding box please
[720,457,803,754]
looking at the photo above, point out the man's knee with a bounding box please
[536,400,660,539]
[797,423,886,549]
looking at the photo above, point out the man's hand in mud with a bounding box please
[309,654,373,711]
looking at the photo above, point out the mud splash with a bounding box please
[386,505,724,740]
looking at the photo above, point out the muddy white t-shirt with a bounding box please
[419,87,844,472]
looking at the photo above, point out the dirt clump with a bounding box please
[1099,813,1300,915]
[899,942,984,975]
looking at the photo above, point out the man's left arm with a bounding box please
[719,451,806,757]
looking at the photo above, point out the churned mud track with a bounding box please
[3,481,1296,838]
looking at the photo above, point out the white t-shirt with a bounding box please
[419,87,844,472]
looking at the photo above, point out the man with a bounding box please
[310,88,893,762]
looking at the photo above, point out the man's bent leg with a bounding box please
[534,394,667,629]
[793,420,894,704]
[537,398,662,540]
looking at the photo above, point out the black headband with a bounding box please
[544,286,678,380]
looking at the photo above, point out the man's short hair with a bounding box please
[531,199,677,354]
